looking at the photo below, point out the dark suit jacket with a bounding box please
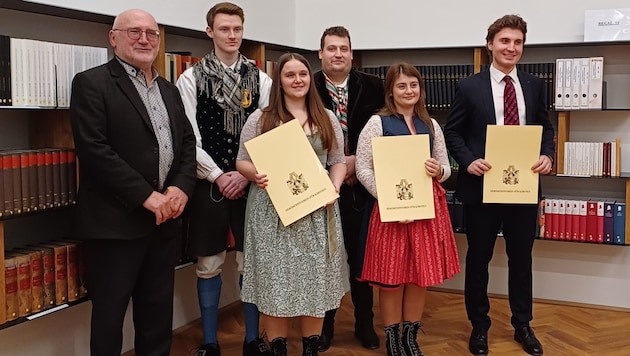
[70,58,196,240]
[314,68,385,155]
[444,69,555,204]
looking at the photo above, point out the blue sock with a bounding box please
[240,274,260,343]
[198,275,222,345]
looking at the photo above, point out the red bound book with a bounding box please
[578,200,588,241]
[44,150,53,208]
[67,150,77,204]
[50,241,78,302]
[4,255,19,321]
[570,200,580,241]
[586,200,598,243]
[557,200,566,240]
[51,149,61,207]
[2,152,13,216]
[30,245,56,308]
[39,243,67,305]
[603,142,610,177]
[8,252,32,317]
[537,199,545,238]
[596,201,605,243]
[59,150,68,206]
[10,152,22,215]
[36,150,46,210]
[544,199,553,239]
[27,151,39,212]
[564,199,573,241]
[19,151,31,213]
[13,248,44,313]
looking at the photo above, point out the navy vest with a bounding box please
[380,114,434,150]
[196,66,261,172]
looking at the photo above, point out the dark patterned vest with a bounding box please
[380,114,434,150]
[196,65,261,172]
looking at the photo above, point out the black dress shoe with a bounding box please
[196,343,220,356]
[243,337,271,356]
[468,327,488,355]
[514,326,543,355]
[354,326,380,349]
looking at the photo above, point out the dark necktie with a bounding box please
[503,76,519,125]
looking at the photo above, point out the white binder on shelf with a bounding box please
[563,59,572,109]
[554,58,565,110]
[588,56,604,110]
[579,58,590,109]
[570,58,581,109]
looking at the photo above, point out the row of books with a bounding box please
[539,198,627,245]
[360,64,476,111]
[163,52,202,85]
[554,57,604,110]
[562,139,621,177]
[162,53,276,85]
[0,148,77,218]
[480,62,556,111]
[361,62,557,111]
[4,240,85,323]
[259,60,276,78]
[0,35,107,108]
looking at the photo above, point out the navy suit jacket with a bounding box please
[70,58,197,240]
[444,69,555,204]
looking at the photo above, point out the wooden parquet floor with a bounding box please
[166,290,630,355]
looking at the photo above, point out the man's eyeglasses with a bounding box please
[113,28,160,42]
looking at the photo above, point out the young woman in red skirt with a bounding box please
[355,63,461,356]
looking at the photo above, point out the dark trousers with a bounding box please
[463,203,538,330]
[85,231,176,356]
[326,184,374,327]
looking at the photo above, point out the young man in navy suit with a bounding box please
[444,15,554,356]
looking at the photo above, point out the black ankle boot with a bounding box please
[302,335,320,356]
[270,337,287,356]
[384,324,404,356]
[402,321,424,356]
[318,309,335,351]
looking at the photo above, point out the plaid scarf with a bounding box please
[194,51,259,135]
[324,75,348,132]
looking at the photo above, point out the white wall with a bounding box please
[441,234,630,309]
[296,0,630,49]
[27,0,630,49]
[24,0,297,46]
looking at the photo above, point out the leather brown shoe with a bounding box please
[468,327,488,355]
[514,326,543,355]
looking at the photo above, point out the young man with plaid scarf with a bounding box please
[176,2,272,356]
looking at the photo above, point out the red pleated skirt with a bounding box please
[360,179,460,288]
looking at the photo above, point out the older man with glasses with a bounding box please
[69,8,196,356]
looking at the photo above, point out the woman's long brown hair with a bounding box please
[260,52,337,150]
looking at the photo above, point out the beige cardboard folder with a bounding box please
[483,125,542,204]
[243,119,339,226]
[372,134,435,222]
